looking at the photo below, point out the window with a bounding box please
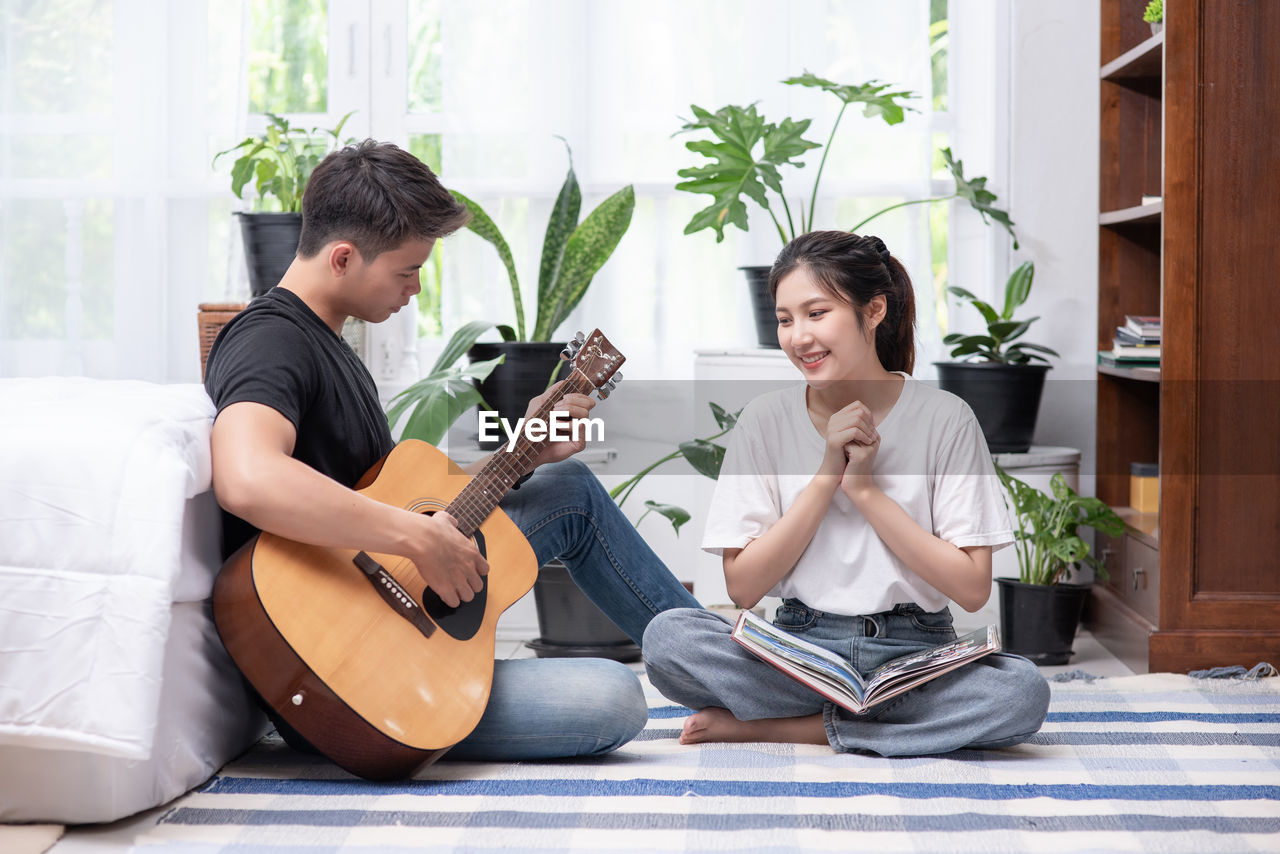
[1,0,1003,383]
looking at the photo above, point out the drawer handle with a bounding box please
[1133,566,1145,590]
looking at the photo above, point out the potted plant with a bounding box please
[385,319,510,445]
[1144,0,1164,35]
[935,261,1059,453]
[674,72,1017,347]
[609,402,739,535]
[449,140,635,445]
[213,112,355,297]
[994,465,1125,665]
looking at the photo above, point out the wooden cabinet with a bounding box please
[1091,0,1280,673]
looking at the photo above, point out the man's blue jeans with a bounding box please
[642,601,1050,756]
[447,458,700,760]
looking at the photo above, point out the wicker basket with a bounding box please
[197,302,247,380]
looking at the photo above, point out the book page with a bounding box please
[736,614,868,696]
[863,626,1001,704]
[732,612,1001,715]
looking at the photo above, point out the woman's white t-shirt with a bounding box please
[701,375,1013,616]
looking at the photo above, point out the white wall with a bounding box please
[1006,1,1101,486]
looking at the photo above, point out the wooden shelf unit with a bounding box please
[1090,0,1280,674]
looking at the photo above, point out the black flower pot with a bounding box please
[237,212,302,298]
[996,578,1090,666]
[741,265,779,349]
[468,340,568,449]
[934,361,1050,453]
[526,560,640,662]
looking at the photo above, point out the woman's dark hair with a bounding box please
[297,139,471,260]
[768,230,917,374]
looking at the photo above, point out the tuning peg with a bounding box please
[561,331,589,361]
[596,375,620,401]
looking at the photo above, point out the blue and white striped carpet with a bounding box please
[139,672,1280,852]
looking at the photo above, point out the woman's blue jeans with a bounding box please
[446,458,700,761]
[642,600,1050,756]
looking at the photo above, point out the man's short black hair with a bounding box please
[297,140,470,260]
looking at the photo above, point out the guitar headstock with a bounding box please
[561,329,625,399]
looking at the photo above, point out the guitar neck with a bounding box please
[446,367,596,538]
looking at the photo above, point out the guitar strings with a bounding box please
[445,365,598,537]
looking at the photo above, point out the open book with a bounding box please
[731,610,1001,714]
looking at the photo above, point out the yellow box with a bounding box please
[1129,462,1159,513]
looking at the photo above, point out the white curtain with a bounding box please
[0,0,250,381]
[1,0,1003,384]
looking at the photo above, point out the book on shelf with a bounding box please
[730,610,1002,715]
[1109,343,1161,360]
[1114,326,1160,347]
[1099,349,1160,367]
[1123,314,1162,338]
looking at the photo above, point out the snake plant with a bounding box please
[450,140,635,342]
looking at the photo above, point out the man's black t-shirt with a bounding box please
[204,288,394,558]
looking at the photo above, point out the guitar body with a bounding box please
[213,440,538,780]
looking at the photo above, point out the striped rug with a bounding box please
[136,672,1280,853]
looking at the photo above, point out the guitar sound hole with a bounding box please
[416,511,488,641]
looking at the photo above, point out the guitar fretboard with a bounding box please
[446,367,595,538]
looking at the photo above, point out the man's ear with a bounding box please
[327,242,359,277]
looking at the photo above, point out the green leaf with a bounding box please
[451,190,525,340]
[947,287,1000,327]
[533,185,635,340]
[1048,536,1089,565]
[1002,261,1035,318]
[941,147,1019,249]
[537,139,582,325]
[1005,342,1060,361]
[679,439,727,479]
[642,500,692,536]
[781,72,919,125]
[675,103,819,242]
[710,402,741,431]
[989,318,1036,343]
[229,149,259,199]
[946,334,998,359]
[386,355,505,445]
[430,320,508,375]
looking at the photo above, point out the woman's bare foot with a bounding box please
[680,708,827,745]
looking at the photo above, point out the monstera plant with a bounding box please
[674,72,1016,247]
[673,72,1017,346]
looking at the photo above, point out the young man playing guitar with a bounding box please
[205,140,699,764]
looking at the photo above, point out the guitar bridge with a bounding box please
[353,551,436,638]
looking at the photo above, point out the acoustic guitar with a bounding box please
[212,330,625,780]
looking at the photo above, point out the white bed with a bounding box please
[0,378,267,824]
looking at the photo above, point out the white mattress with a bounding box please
[0,600,267,824]
[0,378,267,823]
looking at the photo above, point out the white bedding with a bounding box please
[0,600,266,824]
[0,378,266,823]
